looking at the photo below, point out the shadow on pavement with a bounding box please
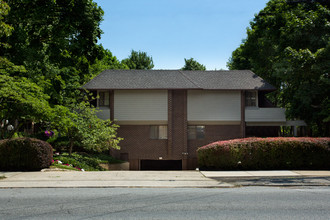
[210,176,330,186]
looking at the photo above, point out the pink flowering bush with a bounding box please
[197,137,330,170]
[52,159,84,171]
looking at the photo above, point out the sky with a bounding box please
[94,0,269,70]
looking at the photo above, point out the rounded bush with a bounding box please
[0,138,53,171]
[197,137,330,170]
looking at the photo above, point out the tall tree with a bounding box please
[0,0,12,51]
[0,0,122,152]
[3,0,104,105]
[227,0,330,136]
[0,75,53,139]
[1,0,51,138]
[181,58,206,70]
[89,45,129,77]
[121,50,154,70]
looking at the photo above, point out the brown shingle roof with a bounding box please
[82,69,276,91]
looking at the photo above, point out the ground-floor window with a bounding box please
[188,125,205,140]
[150,125,168,139]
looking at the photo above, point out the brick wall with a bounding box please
[188,125,242,158]
[117,125,168,169]
[171,90,187,160]
[114,90,244,170]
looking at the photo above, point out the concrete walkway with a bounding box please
[1,170,330,188]
[200,170,330,178]
[0,171,232,188]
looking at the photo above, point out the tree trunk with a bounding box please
[69,140,73,156]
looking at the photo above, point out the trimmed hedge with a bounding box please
[197,137,330,170]
[0,138,53,171]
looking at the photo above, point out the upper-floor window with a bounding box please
[245,91,257,107]
[150,125,168,139]
[188,125,205,140]
[98,91,109,107]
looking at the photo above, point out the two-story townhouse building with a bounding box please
[83,69,292,170]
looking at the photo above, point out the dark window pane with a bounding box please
[196,126,205,139]
[188,126,205,140]
[245,91,257,107]
[188,126,197,140]
[150,126,167,139]
[99,91,109,107]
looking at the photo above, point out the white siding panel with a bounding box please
[245,107,286,122]
[114,90,168,121]
[188,90,241,121]
[96,107,110,120]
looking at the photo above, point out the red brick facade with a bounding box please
[112,90,245,170]
[116,125,168,170]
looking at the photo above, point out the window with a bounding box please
[150,126,168,139]
[98,91,109,107]
[188,126,205,140]
[245,91,257,107]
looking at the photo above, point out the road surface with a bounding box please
[1,187,329,219]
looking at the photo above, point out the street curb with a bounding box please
[233,184,330,187]
[0,185,238,189]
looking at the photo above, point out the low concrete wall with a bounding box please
[100,162,130,170]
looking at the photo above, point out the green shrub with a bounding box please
[197,137,330,170]
[54,152,102,171]
[53,152,124,171]
[0,138,53,171]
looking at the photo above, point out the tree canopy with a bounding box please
[0,75,53,138]
[181,58,206,71]
[50,103,122,155]
[89,45,128,77]
[2,0,104,105]
[0,0,122,152]
[121,50,154,70]
[227,0,330,136]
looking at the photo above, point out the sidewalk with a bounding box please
[1,170,330,188]
[200,170,330,187]
[0,171,232,188]
[200,170,330,178]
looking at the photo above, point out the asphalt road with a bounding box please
[1,187,329,220]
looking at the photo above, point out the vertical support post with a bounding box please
[241,90,246,138]
[167,90,173,158]
[293,126,297,137]
[182,90,188,170]
[108,90,116,157]
[110,90,114,121]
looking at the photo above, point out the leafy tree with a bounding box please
[3,0,104,105]
[89,46,129,77]
[0,75,52,139]
[0,1,53,139]
[227,0,330,136]
[181,58,206,70]
[121,50,154,69]
[0,0,12,50]
[0,0,123,153]
[51,103,122,155]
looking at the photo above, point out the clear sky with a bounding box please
[94,0,269,70]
